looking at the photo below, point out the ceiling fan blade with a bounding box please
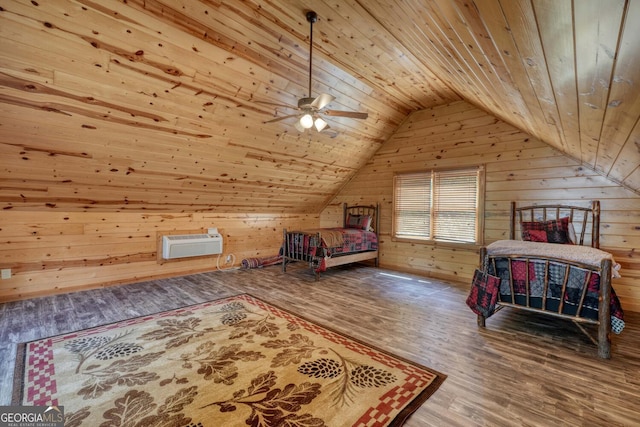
[311,93,335,110]
[323,110,369,120]
[264,114,299,124]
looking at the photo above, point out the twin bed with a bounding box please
[282,204,379,280]
[282,201,624,358]
[476,201,624,358]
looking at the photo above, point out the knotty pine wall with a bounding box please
[322,101,640,313]
[2,100,639,313]
[0,211,317,302]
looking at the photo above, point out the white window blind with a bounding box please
[394,172,432,240]
[393,167,481,244]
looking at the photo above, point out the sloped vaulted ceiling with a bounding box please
[0,0,639,213]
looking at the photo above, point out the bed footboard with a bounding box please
[478,247,613,359]
[282,229,321,274]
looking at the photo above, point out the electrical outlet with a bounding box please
[226,255,232,264]
[1,269,11,280]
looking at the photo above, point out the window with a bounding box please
[393,166,483,244]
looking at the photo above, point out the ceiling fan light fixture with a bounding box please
[314,117,328,132]
[299,113,314,129]
[262,10,368,133]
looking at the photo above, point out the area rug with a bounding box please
[12,294,446,426]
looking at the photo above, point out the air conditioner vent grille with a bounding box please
[162,233,223,259]
[165,234,210,241]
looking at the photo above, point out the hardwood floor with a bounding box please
[1,263,638,426]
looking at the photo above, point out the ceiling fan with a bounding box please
[262,10,368,133]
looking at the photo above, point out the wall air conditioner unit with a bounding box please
[162,232,223,260]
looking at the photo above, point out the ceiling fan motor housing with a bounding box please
[306,11,318,23]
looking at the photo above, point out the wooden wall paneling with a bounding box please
[394,2,497,111]
[3,1,640,310]
[573,0,625,167]
[485,186,633,203]
[532,0,580,155]
[123,0,402,131]
[263,0,435,111]
[307,4,427,111]
[610,122,640,187]
[392,111,513,140]
[433,0,536,137]
[0,260,205,300]
[53,70,211,124]
[323,101,640,312]
[594,0,640,178]
[486,162,594,180]
[497,0,567,148]
[0,209,318,302]
[369,144,557,173]
[424,2,501,112]
[624,166,640,196]
[0,110,358,212]
[4,239,153,264]
[0,0,394,215]
[0,6,92,56]
[485,175,619,193]
[0,224,86,238]
[3,0,640,216]
[471,0,550,138]
[121,0,308,90]
[378,240,479,283]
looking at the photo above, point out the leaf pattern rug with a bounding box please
[12,294,446,426]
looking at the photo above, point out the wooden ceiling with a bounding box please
[1,0,639,213]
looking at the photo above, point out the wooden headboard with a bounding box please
[510,201,600,248]
[342,204,380,233]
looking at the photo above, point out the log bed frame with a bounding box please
[478,201,614,359]
[282,204,379,280]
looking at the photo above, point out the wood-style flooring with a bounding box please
[1,263,638,426]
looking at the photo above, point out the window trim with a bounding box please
[392,165,485,248]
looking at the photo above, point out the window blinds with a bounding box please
[394,172,432,239]
[433,169,478,243]
[393,168,480,243]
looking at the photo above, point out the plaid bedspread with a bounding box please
[488,258,625,334]
[285,228,378,272]
[320,228,378,255]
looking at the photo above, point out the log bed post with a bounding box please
[598,258,612,359]
[592,200,601,249]
[282,228,288,272]
[509,202,517,240]
[477,247,487,327]
[342,202,348,228]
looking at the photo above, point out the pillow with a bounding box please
[521,217,573,244]
[346,214,372,230]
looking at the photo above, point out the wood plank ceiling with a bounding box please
[1,0,639,213]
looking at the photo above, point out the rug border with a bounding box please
[11,295,246,405]
[253,295,448,426]
[12,341,27,405]
[11,293,447,425]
